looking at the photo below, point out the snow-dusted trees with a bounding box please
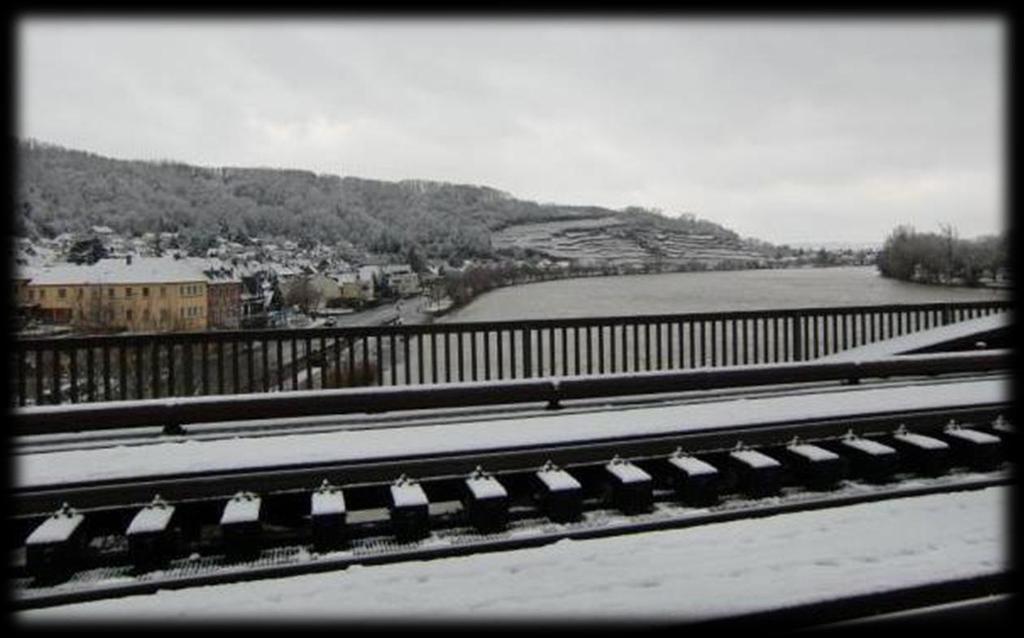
[876,225,1008,286]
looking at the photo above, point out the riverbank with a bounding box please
[876,272,1012,292]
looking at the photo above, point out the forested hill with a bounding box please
[15,139,753,262]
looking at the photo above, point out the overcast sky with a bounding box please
[18,18,1005,245]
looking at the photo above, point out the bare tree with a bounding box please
[285,276,323,315]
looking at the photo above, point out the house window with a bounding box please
[161,286,167,297]
[58,288,66,299]
[77,288,84,298]
[109,288,115,298]
[39,290,45,299]
[126,309,133,321]
[142,287,149,297]
[126,287,133,297]
[28,290,34,301]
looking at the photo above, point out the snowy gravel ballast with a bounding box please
[15,378,1008,489]
[16,485,1008,621]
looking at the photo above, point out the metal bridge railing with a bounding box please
[10,300,1011,407]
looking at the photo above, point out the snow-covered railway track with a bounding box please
[14,371,1002,455]
[11,400,1012,610]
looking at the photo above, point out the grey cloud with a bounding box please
[18,18,1004,244]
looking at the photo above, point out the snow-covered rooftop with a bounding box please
[25,257,208,286]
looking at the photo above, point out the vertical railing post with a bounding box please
[523,328,533,379]
[793,314,803,362]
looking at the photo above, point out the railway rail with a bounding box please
[12,349,1010,437]
[12,382,1013,611]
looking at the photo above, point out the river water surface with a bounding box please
[441,266,1009,323]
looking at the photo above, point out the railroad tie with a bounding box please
[604,457,653,514]
[890,427,951,477]
[462,467,509,533]
[834,435,899,483]
[666,451,720,505]
[535,461,583,523]
[782,441,847,490]
[126,496,176,571]
[941,423,1004,471]
[389,475,429,542]
[311,481,347,552]
[727,447,783,497]
[25,503,86,584]
[220,492,262,560]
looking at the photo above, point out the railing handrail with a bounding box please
[12,299,1012,348]
[11,350,1010,435]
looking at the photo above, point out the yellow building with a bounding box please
[21,256,209,332]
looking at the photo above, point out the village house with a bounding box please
[381,264,421,297]
[332,272,364,304]
[19,255,210,332]
[357,264,383,301]
[199,259,243,329]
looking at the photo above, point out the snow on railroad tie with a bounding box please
[782,441,846,490]
[311,481,347,552]
[942,423,1004,471]
[604,457,654,514]
[666,451,720,505]
[461,467,509,533]
[220,492,263,560]
[727,447,783,497]
[126,496,176,570]
[836,435,899,483]
[389,475,430,541]
[535,461,583,523]
[25,503,87,583]
[891,427,951,477]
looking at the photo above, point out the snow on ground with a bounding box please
[17,486,1008,622]
[17,377,1008,488]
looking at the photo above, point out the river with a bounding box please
[440,266,1009,323]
